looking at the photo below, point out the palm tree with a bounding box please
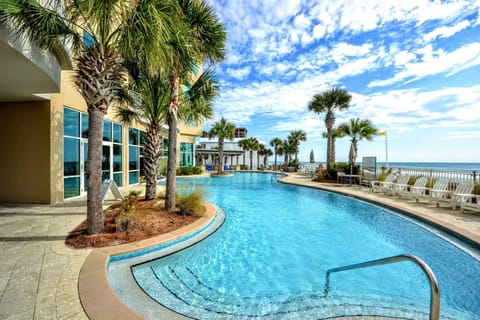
[0,0,173,234]
[269,137,283,171]
[209,118,236,175]
[322,127,345,167]
[338,118,378,174]
[257,144,266,169]
[164,0,226,211]
[281,139,295,167]
[244,137,260,170]
[260,148,273,169]
[117,65,217,200]
[238,139,249,167]
[288,130,307,161]
[308,87,352,170]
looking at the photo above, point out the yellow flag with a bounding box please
[379,130,387,136]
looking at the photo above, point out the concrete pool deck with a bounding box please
[0,172,479,319]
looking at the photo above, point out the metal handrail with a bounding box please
[324,254,440,320]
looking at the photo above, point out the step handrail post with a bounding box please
[324,254,440,320]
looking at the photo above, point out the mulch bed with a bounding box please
[65,199,200,249]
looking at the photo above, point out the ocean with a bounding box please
[297,162,480,172]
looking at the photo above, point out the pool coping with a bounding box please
[277,175,480,247]
[78,202,217,320]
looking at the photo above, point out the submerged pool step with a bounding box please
[146,265,445,320]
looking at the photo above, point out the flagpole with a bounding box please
[385,131,388,169]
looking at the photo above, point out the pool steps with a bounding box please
[134,262,467,320]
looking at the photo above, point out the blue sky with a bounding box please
[204,0,480,163]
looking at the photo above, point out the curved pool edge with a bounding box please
[278,174,480,248]
[78,202,219,320]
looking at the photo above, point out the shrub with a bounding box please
[116,198,137,232]
[323,168,338,180]
[193,166,203,175]
[240,164,248,170]
[473,183,480,195]
[176,186,206,217]
[288,159,300,169]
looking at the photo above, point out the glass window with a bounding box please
[103,120,112,141]
[113,144,122,172]
[162,138,169,157]
[83,30,94,48]
[129,128,138,145]
[81,113,89,138]
[113,123,122,143]
[64,108,79,137]
[129,171,139,184]
[64,137,80,176]
[140,130,146,146]
[129,146,138,170]
[64,177,80,198]
[113,173,122,187]
[180,142,193,167]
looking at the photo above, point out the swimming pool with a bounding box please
[108,172,480,319]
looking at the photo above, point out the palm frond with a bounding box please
[0,0,77,50]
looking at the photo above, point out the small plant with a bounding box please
[128,190,142,204]
[240,164,248,170]
[175,186,206,217]
[323,168,338,180]
[473,183,480,195]
[116,198,137,232]
[193,166,203,175]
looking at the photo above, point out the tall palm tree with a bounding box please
[338,118,378,174]
[322,127,345,167]
[117,65,217,200]
[164,0,226,211]
[260,148,273,169]
[244,137,260,170]
[209,118,236,175]
[238,138,249,167]
[308,87,352,170]
[257,144,266,169]
[288,130,307,161]
[282,139,295,167]
[0,0,173,234]
[269,137,283,171]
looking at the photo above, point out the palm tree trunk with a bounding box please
[86,110,104,234]
[249,150,253,170]
[325,111,335,169]
[165,74,180,211]
[274,150,277,171]
[144,125,162,200]
[218,139,224,175]
[257,152,260,170]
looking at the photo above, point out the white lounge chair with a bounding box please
[450,182,475,210]
[388,174,410,195]
[415,179,449,204]
[460,194,480,213]
[398,176,428,199]
[371,174,396,193]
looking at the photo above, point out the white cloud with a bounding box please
[368,43,480,87]
[423,20,471,42]
[227,66,252,80]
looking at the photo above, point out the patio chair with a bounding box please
[387,174,410,195]
[398,176,428,199]
[371,174,396,193]
[460,194,480,213]
[337,172,347,184]
[450,182,475,210]
[414,178,449,204]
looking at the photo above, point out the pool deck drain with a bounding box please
[0,172,479,319]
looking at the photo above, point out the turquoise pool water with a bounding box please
[110,173,480,319]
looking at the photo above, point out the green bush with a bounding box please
[473,183,480,195]
[240,164,248,170]
[288,159,300,169]
[323,168,338,180]
[176,187,206,216]
[193,166,202,174]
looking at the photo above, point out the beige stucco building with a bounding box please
[0,26,201,204]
